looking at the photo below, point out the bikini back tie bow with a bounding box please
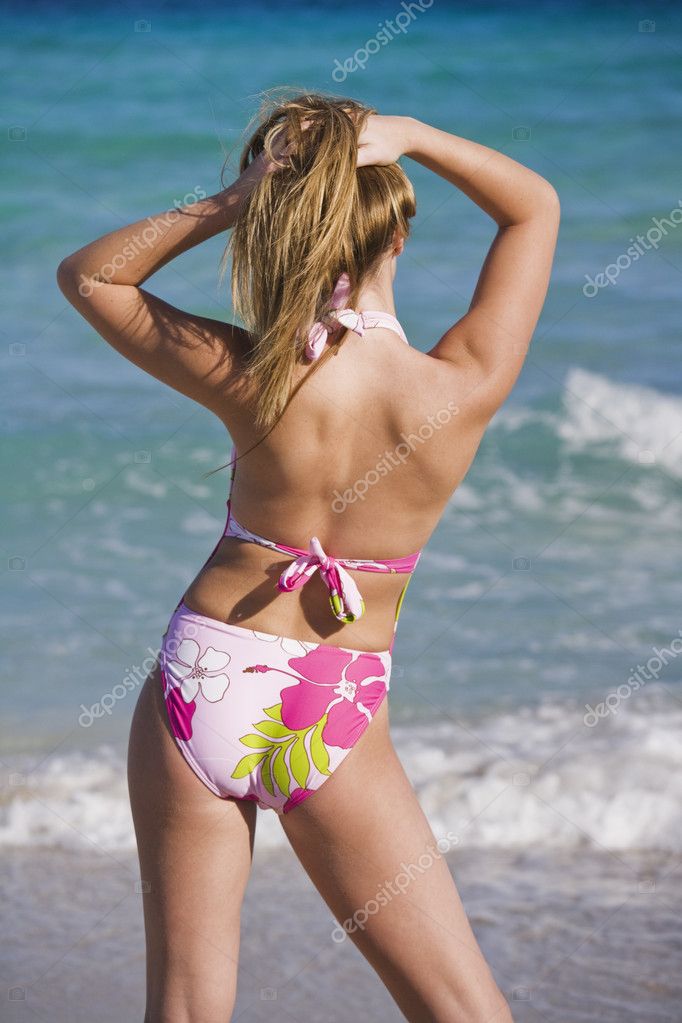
[277,535,366,623]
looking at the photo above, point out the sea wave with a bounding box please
[558,367,682,476]
[2,686,679,854]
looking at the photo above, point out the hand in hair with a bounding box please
[255,125,295,174]
[257,118,314,175]
[356,115,411,167]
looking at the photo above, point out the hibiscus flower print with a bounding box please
[164,638,231,703]
[162,671,196,742]
[284,787,315,813]
[279,646,388,750]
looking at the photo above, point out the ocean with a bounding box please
[2,1,682,1020]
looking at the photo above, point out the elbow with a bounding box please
[56,256,73,292]
[500,179,561,230]
[537,180,561,220]
[517,180,559,235]
[56,256,84,301]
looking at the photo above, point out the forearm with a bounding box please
[402,117,557,227]
[57,156,267,291]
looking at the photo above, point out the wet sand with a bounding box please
[4,843,681,1022]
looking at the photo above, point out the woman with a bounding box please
[58,92,559,1023]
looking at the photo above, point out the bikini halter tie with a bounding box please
[305,271,409,361]
[306,272,357,361]
[277,535,366,624]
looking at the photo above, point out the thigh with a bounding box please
[279,699,512,1023]
[127,662,257,1023]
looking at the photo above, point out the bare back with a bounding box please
[184,323,487,652]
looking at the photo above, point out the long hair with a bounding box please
[224,89,416,432]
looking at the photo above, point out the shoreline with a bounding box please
[4,843,680,1022]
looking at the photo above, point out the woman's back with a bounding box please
[188,316,483,651]
[228,322,472,551]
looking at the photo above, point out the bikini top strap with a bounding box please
[229,445,237,488]
[225,445,238,526]
[222,444,420,623]
[307,303,409,361]
[353,310,409,346]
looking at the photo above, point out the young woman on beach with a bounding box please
[57,92,559,1023]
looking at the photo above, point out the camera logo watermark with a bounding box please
[77,187,207,297]
[332,400,459,513]
[582,201,682,297]
[332,0,434,82]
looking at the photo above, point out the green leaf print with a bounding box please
[233,707,324,797]
[271,742,291,798]
[255,719,290,739]
[309,717,331,776]
[231,750,268,780]
[239,733,272,750]
[260,750,275,797]
[290,735,310,789]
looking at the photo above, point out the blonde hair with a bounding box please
[224,89,416,431]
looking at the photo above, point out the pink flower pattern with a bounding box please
[161,668,196,741]
[279,646,387,749]
[284,788,316,813]
[160,606,393,813]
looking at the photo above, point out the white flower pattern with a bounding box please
[166,638,231,703]
[251,631,316,657]
[334,679,358,701]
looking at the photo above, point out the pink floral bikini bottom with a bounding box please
[159,601,392,814]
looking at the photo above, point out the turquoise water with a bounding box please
[4,6,682,1021]
[2,1,682,858]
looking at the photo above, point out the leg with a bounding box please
[279,699,513,1023]
[127,662,257,1023]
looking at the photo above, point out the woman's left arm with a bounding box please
[56,152,273,413]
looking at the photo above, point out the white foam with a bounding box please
[181,482,213,500]
[97,535,152,560]
[123,468,168,498]
[2,686,681,855]
[493,406,558,432]
[0,748,134,853]
[181,509,223,536]
[400,687,682,852]
[559,367,682,475]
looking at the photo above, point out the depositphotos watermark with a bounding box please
[582,200,682,297]
[332,400,459,513]
[583,630,682,727]
[77,187,207,297]
[332,0,434,82]
[77,621,199,726]
[331,830,458,942]
[78,648,159,726]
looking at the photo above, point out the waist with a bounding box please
[166,600,394,661]
[181,544,414,654]
[223,512,422,574]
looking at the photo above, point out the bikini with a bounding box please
[159,276,421,814]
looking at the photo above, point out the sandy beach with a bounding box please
[5,842,681,1022]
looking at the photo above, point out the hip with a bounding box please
[158,599,394,812]
[180,537,413,652]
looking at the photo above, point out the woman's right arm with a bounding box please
[396,116,560,419]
